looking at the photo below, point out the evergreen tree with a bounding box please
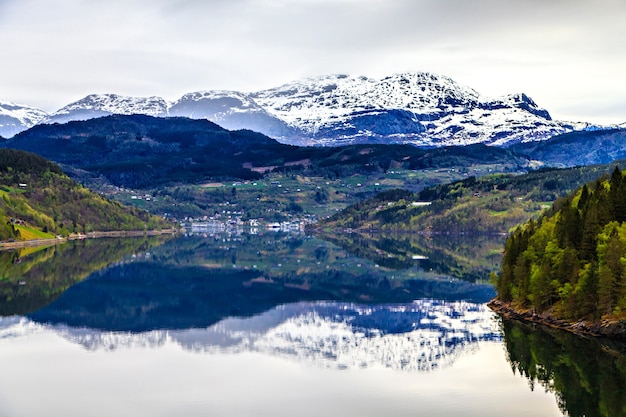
[495,169,626,323]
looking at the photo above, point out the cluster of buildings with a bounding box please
[182,215,315,235]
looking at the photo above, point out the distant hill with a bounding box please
[315,164,620,234]
[510,129,626,166]
[0,148,171,241]
[4,114,282,187]
[1,114,528,189]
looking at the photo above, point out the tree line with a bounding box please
[318,164,617,234]
[495,166,626,321]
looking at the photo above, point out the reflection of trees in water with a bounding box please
[29,259,495,332]
[15,233,492,332]
[150,232,503,285]
[314,246,329,262]
[502,319,626,417]
[0,236,171,316]
[317,231,506,282]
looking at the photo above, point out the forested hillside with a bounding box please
[2,114,527,188]
[494,167,626,323]
[0,149,171,241]
[316,164,618,234]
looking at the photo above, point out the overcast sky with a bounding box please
[1,0,624,124]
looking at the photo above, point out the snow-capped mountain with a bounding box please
[251,73,581,146]
[42,93,168,125]
[169,90,297,138]
[3,71,600,146]
[0,100,47,138]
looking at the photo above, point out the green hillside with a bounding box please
[0,148,171,241]
[315,164,617,234]
[494,167,626,325]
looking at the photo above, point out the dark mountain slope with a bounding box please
[2,115,527,188]
[4,115,284,186]
[511,129,626,167]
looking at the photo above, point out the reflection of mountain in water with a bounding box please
[3,233,500,371]
[3,300,501,372]
[28,257,494,332]
[3,233,498,328]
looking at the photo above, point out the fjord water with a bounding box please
[0,233,623,416]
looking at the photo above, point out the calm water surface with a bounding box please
[0,232,624,416]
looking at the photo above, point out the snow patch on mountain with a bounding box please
[252,73,481,129]
[0,101,48,138]
[251,73,581,146]
[169,90,296,138]
[43,94,168,125]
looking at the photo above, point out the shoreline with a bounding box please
[488,299,626,341]
[0,229,179,250]
[308,226,508,237]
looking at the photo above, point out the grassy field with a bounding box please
[107,163,522,221]
[14,225,55,240]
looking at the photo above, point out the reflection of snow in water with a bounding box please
[0,300,501,372]
[267,303,500,371]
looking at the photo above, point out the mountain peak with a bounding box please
[250,71,567,145]
[43,93,169,125]
[174,90,261,111]
[4,71,598,146]
[0,101,48,138]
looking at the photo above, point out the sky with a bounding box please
[0,0,625,124]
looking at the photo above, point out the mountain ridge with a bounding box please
[43,94,169,125]
[249,72,580,146]
[1,114,528,188]
[2,71,612,145]
[0,100,48,139]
